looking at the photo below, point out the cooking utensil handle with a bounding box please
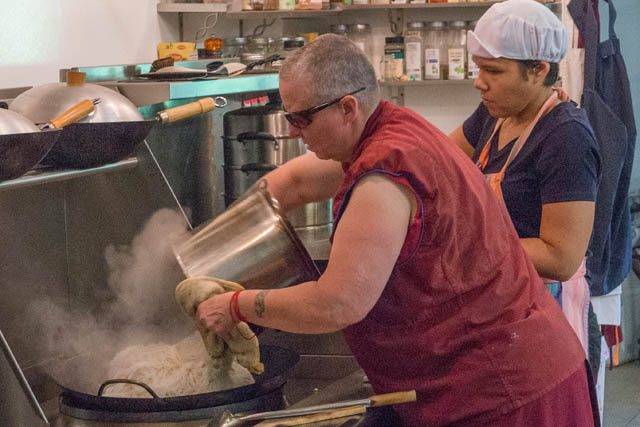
[47,98,96,129]
[157,97,216,124]
[97,379,164,400]
[256,405,366,427]
[236,132,277,143]
[369,390,417,407]
[240,163,278,172]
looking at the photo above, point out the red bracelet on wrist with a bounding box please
[230,291,248,323]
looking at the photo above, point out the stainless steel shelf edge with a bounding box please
[0,157,139,191]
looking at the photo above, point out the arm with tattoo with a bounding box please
[255,290,270,318]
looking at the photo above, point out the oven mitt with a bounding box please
[175,276,264,375]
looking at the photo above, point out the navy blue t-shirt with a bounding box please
[463,102,600,238]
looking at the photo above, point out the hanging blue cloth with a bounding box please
[569,0,637,296]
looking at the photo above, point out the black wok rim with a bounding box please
[40,120,155,168]
[58,344,299,413]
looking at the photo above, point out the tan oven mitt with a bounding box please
[175,276,264,375]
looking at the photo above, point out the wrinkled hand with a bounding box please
[197,292,236,339]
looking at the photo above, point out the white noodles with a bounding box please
[102,333,255,398]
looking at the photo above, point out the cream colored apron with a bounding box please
[476,89,590,354]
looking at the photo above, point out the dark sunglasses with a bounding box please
[283,87,366,129]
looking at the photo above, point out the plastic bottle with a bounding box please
[383,36,405,81]
[405,22,425,81]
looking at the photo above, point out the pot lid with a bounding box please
[9,71,142,124]
[0,108,40,135]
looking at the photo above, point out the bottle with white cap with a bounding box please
[447,20,467,80]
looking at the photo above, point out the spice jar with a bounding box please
[383,36,405,81]
[223,37,246,59]
[347,24,373,61]
[246,37,270,56]
[424,21,446,80]
[447,20,467,80]
[405,22,425,81]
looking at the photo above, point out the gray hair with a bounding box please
[280,33,380,113]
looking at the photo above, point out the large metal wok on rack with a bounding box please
[0,98,99,180]
[10,71,227,169]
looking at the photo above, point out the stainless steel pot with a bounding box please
[174,183,320,290]
[224,192,332,229]
[9,71,142,124]
[223,132,306,167]
[223,164,276,198]
[223,104,303,167]
[286,200,333,228]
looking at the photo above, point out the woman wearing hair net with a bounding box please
[450,0,600,357]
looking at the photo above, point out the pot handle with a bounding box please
[156,96,227,124]
[240,163,278,173]
[97,379,165,400]
[236,132,279,151]
[44,98,101,129]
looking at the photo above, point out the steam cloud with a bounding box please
[26,208,193,383]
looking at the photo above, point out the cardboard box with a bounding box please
[157,42,197,61]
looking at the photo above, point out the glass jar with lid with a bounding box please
[279,37,305,62]
[405,21,425,81]
[447,20,467,80]
[269,37,291,69]
[223,37,246,59]
[424,21,446,80]
[246,37,270,56]
[347,24,373,61]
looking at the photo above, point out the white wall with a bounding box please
[0,0,176,88]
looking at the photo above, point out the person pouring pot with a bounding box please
[191,34,597,426]
[448,0,600,355]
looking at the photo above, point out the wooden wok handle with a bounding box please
[369,390,417,407]
[47,99,96,129]
[256,405,366,427]
[156,97,216,124]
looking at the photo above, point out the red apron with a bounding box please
[475,89,590,354]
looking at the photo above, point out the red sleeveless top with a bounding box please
[333,101,585,426]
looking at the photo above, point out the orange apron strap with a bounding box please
[476,90,561,201]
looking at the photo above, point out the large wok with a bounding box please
[0,99,98,180]
[10,71,226,169]
[51,344,299,423]
[39,97,226,169]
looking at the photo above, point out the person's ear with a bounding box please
[533,61,550,83]
[340,95,358,123]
